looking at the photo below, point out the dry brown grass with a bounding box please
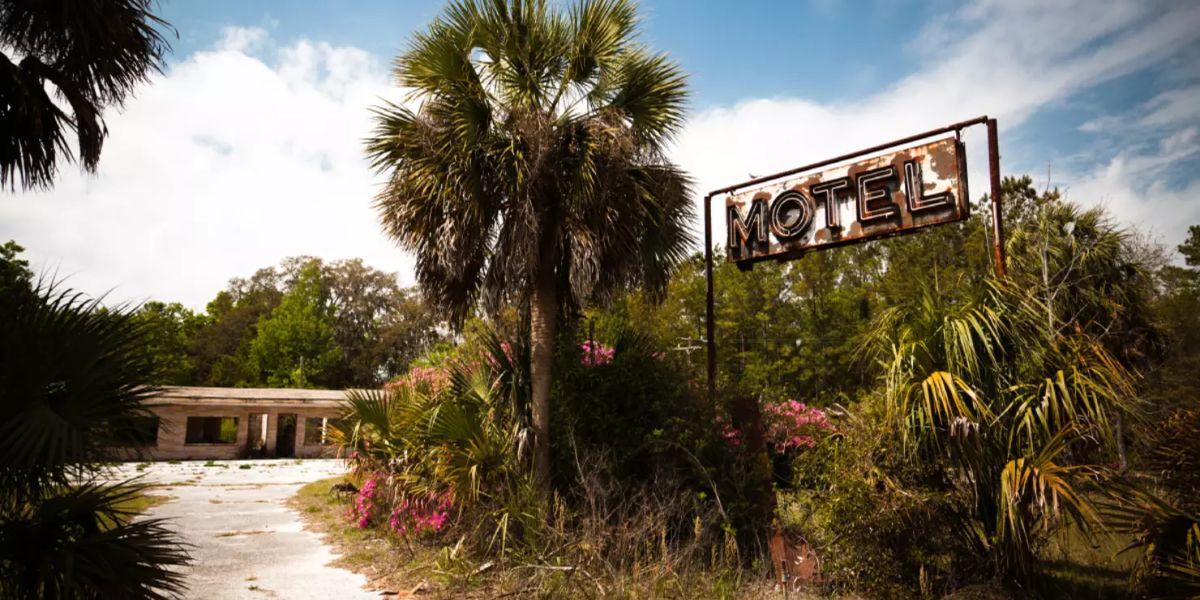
[288,476,812,599]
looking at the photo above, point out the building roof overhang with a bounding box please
[144,386,349,410]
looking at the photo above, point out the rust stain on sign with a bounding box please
[725,137,969,265]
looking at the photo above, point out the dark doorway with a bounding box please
[275,414,297,458]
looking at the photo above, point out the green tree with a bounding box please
[249,261,341,387]
[1179,225,1200,269]
[0,0,172,190]
[129,301,201,385]
[371,287,446,383]
[320,258,446,387]
[0,239,33,304]
[366,0,694,487]
[189,273,284,387]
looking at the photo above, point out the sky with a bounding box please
[2,0,1199,309]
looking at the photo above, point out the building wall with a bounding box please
[119,403,343,461]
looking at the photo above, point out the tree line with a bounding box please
[127,256,446,389]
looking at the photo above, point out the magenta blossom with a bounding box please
[389,490,454,537]
[580,340,615,366]
[349,475,383,529]
[715,415,742,447]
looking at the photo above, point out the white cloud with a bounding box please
[1065,126,1200,249]
[1080,84,1200,134]
[219,25,268,54]
[0,28,410,310]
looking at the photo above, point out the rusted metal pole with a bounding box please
[704,193,717,403]
[987,118,1007,277]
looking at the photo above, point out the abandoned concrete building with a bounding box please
[116,386,346,460]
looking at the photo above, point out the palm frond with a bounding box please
[996,427,1096,579]
[0,282,159,503]
[0,480,190,599]
[1099,481,1200,598]
[0,0,172,189]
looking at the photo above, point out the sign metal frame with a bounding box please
[701,116,1006,401]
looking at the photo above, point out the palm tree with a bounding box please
[366,0,694,488]
[0,0,171,190]
[0,277,190,598]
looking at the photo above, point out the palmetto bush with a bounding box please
[1098,406,1200,597]
[0,283,189,599]
[860,278,1136,585]
[337,330,542,552]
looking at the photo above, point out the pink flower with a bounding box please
[580,341,615,366]
[762,400,833,452]
[387,490,454,537]
[349,474,384,529]
[385,365,450,394]
[715,416,742,447]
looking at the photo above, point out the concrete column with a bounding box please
[295,416,307,456]
[264,411,279,457]
[234,411,250,458]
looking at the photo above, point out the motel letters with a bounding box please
[725,137,968,266]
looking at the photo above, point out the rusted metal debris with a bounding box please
[769,528,824,591]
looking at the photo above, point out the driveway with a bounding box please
[110,459,378,600]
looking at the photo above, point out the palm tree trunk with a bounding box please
[530,265,557,493]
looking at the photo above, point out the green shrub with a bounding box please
[780,401,984,598]
[551,328,712,485]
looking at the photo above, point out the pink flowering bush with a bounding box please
[579,340,615,366]
[384,364,450,395]
[349,474,385,529]
[339,329,536,548]
[388,490,454,537]
[715,415,742,446]
[348,475,456,537]
[716,400,833,454]
[763,400,834,451]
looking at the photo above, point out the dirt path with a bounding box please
[112,459,379,600]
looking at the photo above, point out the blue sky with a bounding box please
[2,0,1199,308]
[159,0,935,107]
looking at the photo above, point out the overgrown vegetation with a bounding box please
[301,0,1200,595]
[324,173,1200,598]
[333,326,773,597]
[4,0,1197,597]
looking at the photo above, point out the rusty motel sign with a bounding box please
[702,116,1007,398]
[725,136,968,266]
